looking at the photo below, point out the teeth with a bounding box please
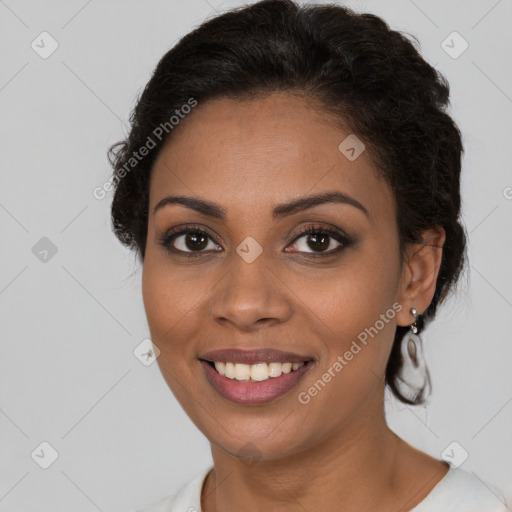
[251,363,269,381]
[213,361,306,381]
[224,362,236,379]
[234,363,251,381]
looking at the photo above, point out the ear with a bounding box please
[395,225,446,328]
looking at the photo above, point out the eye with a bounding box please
[158,224,221,258]
[286,225,353,257]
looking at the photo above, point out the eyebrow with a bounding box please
[153,191,369,220]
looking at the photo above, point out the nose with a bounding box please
[210,251,293,332]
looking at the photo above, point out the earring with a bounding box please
[394,307,431,403]
[410,307,419,334]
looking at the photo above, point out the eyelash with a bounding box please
[157,223,354,259]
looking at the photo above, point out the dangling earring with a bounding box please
[395,307,432,403]
[410,307,419,334]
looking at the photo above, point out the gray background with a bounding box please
[1,0,511,510]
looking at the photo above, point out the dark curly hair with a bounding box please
[108,0,468,405]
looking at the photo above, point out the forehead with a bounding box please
[149,93,394,224]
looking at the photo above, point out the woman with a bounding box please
[108,1,508,510]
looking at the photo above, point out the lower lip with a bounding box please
[200,360,313,405]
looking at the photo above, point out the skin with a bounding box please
[142,92,449,512]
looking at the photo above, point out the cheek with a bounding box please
[141,256,201,356]
[141,258,205,408]
[297,286,398,433]
[316,239,400,330]
[306,238,401,386]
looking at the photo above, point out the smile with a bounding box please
[198,348,314,405]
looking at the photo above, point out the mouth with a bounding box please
[198,348,314,405]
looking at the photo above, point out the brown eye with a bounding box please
[176,232,210,252]
[303,232,333,252]
[287,225,353,256]
[158,225,222,257]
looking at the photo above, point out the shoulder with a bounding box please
[135,466,212,512]
[411,467,508,512]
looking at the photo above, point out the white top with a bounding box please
[136,465,508,512]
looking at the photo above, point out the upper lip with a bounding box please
[199,348,314,365]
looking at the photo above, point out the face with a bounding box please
[142,92,407,461]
